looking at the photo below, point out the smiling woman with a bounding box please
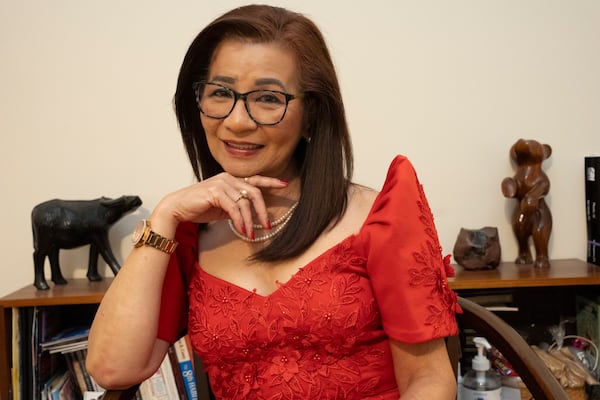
[198,39,305,183]
[86,5,459,399]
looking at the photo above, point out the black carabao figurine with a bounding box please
[31,195,142,290]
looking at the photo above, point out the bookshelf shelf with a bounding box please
[0,278,113,400]
[448,258,600,290]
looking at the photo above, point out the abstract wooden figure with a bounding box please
[501,139,552,268]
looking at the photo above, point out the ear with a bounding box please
[542,144,552,160]
[100,196,125,208]
[509,144,517,162]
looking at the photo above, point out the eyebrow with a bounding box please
[254,78,286,90]
[210,76,286,90]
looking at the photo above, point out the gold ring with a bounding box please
[235,189,249,202]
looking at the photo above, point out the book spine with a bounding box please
[21,307,34,400]
[12,307,21,400]
[167,344,188,400]
[174,336,198,400]
[139,355,179,400]
[586,157,600,266]
[64,352,86,398]
[74,349,95,391]
[160,353,180,400]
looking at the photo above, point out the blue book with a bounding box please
[174,336,198,400]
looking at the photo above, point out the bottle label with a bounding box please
[462,387,501,400]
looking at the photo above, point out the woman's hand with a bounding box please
[153,173,289,240]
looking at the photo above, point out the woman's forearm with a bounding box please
[87,213,177,388]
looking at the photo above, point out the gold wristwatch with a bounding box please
[132,219,178,254]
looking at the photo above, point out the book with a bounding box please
[75,349,95,392]
[139,355,180,400]
[42,371,75,400]
[12,308,21,400]
[41,327,89,353]
[167,344,188,400]
[82,391,105,400]
[173,336,198,400]
[20,307,34,400]
[64,352,86,398]
[586,156,600,266]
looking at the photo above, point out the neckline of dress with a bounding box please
[196,234,355,298]
[194,177,390,298]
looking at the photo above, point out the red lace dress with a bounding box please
[157,155,459,400]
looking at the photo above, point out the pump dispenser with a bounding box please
[461,337,502,400]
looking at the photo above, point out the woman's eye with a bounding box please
[254,91,284,104]
[210,88,233,98]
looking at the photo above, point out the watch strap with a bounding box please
[144,229,178,254]
[135,220,178,254]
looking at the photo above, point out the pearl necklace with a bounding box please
[228,202,299,243]
[253,201,299,229]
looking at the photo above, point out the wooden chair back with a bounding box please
[452,296,569,399]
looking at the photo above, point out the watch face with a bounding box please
[132,220,146,245]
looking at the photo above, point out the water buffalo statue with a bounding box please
[31,195,142,290]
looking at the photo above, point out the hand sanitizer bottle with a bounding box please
[461,337,502,400]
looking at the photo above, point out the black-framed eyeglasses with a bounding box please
[193,81,302,126]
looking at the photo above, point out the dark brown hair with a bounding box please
[173,5,353,261]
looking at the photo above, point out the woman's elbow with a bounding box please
[86,353,153,390]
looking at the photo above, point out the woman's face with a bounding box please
[200,39,304,180]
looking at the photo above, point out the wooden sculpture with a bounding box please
[501,139,552,268]
[31,195,142,290]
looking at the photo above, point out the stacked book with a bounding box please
[40,327,103,399]
[39,326,199,400]
[586,156,600,266]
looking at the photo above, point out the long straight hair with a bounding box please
[173,5,353,261]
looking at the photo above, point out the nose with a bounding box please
[224,97,256,130]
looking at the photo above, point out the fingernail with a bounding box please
[251,231,255,240]
[241,225,247,234]
[266,220,272,230]
[279,180,289,185]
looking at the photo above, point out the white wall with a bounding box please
[1,0,599,297]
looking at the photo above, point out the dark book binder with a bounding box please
[586,156,600,266]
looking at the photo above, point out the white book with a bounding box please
[139,355,179,400]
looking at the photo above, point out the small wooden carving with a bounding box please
[501,139,552,268]
[453,227,501,270]
[31,195,142,290]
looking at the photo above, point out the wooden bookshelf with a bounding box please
[0,278,113,400]
[448,258,600,290]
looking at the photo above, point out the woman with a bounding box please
[87,5,460,399]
